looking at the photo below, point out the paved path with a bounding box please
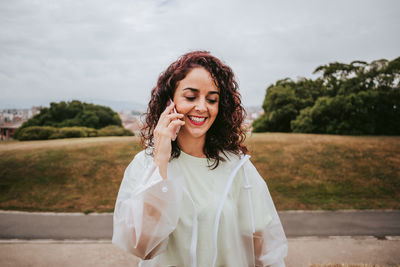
[1,237,400,267]
[1,210,399,239]
[281,210,400,237]
[1,210,400,266]
[0,211,112,240]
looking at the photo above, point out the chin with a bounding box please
[188,131,207,139]
[181,127,208,139]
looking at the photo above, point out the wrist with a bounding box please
[154,156,169,179]
[154,155,169,166]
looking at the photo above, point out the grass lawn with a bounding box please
[0,133,399,212]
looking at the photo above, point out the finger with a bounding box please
[155,118,183,138]
[159,102,175,120]
[166,113,184,121]
[168,119,185,131]
[158,108,182,128]
[170,120,184,141]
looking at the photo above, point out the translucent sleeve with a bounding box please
[244,161,288,267]
[112,151,183,259]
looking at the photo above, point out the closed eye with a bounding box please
[207,99,218,104]
[185,96,196,101]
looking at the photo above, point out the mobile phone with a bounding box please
[170,99,181,137]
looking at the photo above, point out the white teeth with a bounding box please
[189,116,206,122]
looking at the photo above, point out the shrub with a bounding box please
[97,125,134,137]
[49,127,96,139]
[17,126,95,140]
[16,125,132,140]
[61,127,89,138]
[252,116,270,132]
[17,126,57,141]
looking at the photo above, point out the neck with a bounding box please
[177,134,206,158]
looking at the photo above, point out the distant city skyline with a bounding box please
[1,0,399,110]
[0,97,148,112]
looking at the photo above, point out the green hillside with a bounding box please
[0,134,399,212]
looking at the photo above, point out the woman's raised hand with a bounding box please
[153,102,185,179]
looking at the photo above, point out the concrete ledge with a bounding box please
[1,235,397,243]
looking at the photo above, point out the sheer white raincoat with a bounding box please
[112,150,288,267]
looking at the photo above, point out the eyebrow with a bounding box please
[183,87,220,95]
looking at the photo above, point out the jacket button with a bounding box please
[161,186,168,193]
[243,184,252,190]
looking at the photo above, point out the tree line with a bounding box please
[14,100,132,140]
[252,57,400,135]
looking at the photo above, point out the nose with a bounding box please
[195,98,207,112]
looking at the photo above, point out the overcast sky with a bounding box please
[1,0,399,111]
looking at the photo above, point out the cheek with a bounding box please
[211,105,219,117]
[175,102,192,114]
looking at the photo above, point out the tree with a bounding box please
[254,56,400,135]
[15,100,122,139]
[254,77,326,132]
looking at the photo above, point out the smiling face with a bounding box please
[173,67,220,143]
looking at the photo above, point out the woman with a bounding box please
[112,51,288,267]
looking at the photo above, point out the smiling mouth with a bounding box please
[188,115,207,126]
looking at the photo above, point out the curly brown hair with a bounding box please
[141,51,248,168]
